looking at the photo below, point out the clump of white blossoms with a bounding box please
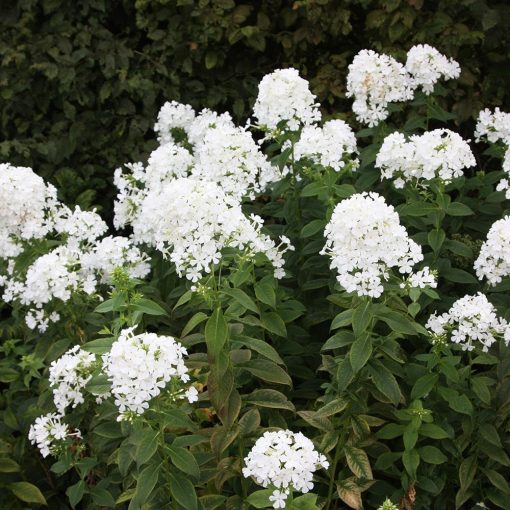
[400,267,438,290]
[101,328,197,421]
[405,44,460,94]
[154,100,196,145]
[321,192,423,298]
[0,163,58,258]
[28,413,80,458]
[475,108,510,196]
[346,49,414,127]
[49,346,96,414]
[129,178,290,282]
[292,119,359,172]
[54,205,108,250]
[426,293,510,352]
[474,216,510,286]
[253,68,321,133]
[243,429,329,509]
[80,236,150,284]
[376,129,475,187]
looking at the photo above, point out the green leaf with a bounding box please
[236,337,284,365]
[86,373,111,396]
[66,480,85,509]
[471,377,491,404]
[411,373,438,399]
[419,445,447,464]
[446,202,474,216]
[81,337,115,354]
[352,301,372,337]
[419,423,449,439]
[402,449,420,479]
[331,309,353,330]
[377,423,404,440]
[369,362,402,405]
[322,331,355,350]
[459,455,477,490]
[377,310,422,336]
[244,389,295,411]
[167,444,200,479]
[316,398,348,418]
[169,471,197,510]
[181,312,208,337]
[0,457,20,472]
[132,298,166,316]
[205,308,228,359]
[93,422,123,439]
[344,445,373,479]
[428,229,445,252]
[134,463,160,506]
[200,495,227,510]
[10,482,47,505]
[94,298,117,313]
[240,359,292,386]
[349,334,372,373]
[255,283,276,308]
[260,312,287,337]
[246,489,273,508]
[300,219,325,238]
[399,202,438,217]
[486,469,510,494]
[91,487,116,508]
[442,268,478,284]
[301,182,327,197]
[134,428,159,466]
[293,493,320,510]
[222,288,259,313]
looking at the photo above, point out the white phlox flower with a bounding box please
[400,266,437,290]
[253,68,321,133]
[243,430,328,509]
[474,216,510,286]
[405,44,460,94]
[28,413,80,458]
[425,293,510,352]
[49,346,96,414]
[0,163,58,259]
[102,328,196,421]
[321,192,423,298]
[346,50,414,126]
[154,100,196,145]
[129,178,288,282]
[376,129,475,186]
[292,119,358,172]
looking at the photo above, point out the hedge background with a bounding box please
[1,0,509,218]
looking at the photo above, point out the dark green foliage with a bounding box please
[1,0,509,216]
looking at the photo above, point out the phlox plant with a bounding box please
[1,44,510,510]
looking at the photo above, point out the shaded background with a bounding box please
[1,0,509,218]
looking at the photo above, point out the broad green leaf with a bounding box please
[331,309,353,330]
[205,308,228,359]
[255,283,276,308]
[411,373,438,399]
[236,336,284,365]
[322,330,355,350]
[486,469,510,494]
[419,445,447,464]
[222,288,259,313]
[0,457,20,472]
[260,312,287,337]
[293,493,320,510]
[459,456,477,489]
[352,301,372,337]
[81,337,115,354]
[134,428,159,466]
[240,359,292,386]
[246,489,273,508]
[369,362,402,405]
[344,445,373,479]
[66,480,85,509]
[134,463,160,506]
[181,312,208,337]
[167,444,200,479]
[316,398,348,417]
[244,389,295,411]
[349,334,372,373]
[428,229,445,252]
[10,482,47,505]
[132,298,166,316]
[91,487,116,508]
[402,449,420,479]
[446,202,474,216]
[169,471,198,510]
[442,268,478,284]
[420,423,449,439]
[300,219,325,238]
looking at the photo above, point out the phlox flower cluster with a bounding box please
[474,216,510,286]
[28,413,80,458]
[0,163,58,258]
[49,346,96,414]
[252,68,321,132]
[376,129,475,187]
[321,192,423,298]
[400,267,437,290]
[426,293,510,352]
[154,100,196,144]
[243,430,329,509]
[347,46,460,126]
[405,44,460,94]
[346,50,414,127]
[292,119,358,172]
[129,178,290,282]
[475,108,510,196]
[101,328,197,421]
